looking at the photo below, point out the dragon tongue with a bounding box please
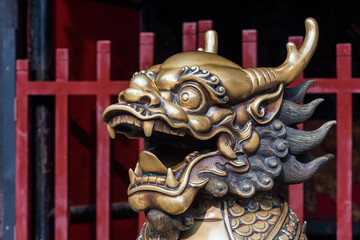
[139,150,168,175]
[143,120,155,137]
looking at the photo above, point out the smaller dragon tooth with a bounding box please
[129,168,135,185]
[166,168,179,188]
[154,121,164,132]
[148,176,157,184]
[170,129,178,135]
[116,116,121,124]
[135,177,142,185]
[178,130,186,137]
[120,115,127,123]
[163,124,171,134]
[156,177,165,185]
[142,176,150,184]
[134,162,143,176]
[106,123,115,139]
[126,115,135,124]
[134,118,141,127]
[143,120,155,137]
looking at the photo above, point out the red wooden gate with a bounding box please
[16,20,355,239]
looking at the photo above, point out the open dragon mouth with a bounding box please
[104,103,218,196]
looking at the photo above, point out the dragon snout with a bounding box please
[118,73,161,107]
[118,88,160,107]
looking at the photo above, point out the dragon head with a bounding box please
[103,18,334,234]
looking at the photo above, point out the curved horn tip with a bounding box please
[326,153,335,161]
[326,120,337,127]
[286,42,297,52]
[305,17,318,28]
[309,98,324,107]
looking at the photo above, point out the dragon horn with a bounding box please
[204,30,218,54]
[243,18,318,93]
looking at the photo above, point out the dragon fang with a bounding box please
[103,18,335,240]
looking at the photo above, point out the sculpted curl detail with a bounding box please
[103,18,334,240]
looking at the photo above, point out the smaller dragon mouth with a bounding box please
[128,150,201,194]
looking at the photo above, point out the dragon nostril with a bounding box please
[119,94,125,102]
[140,96,152,106]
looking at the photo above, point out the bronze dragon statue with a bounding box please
[103,18,335,240]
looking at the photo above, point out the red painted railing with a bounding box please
[16,20,354,240]
[16,41,130,240]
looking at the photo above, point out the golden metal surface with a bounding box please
[103,18,334,239]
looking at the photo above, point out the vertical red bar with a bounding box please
[288,36,304,224]
[96,41,111,240]
[336,43,352,240]
[55,49,70,240]
[138,32,155,231]
[183,22,197,51]
[15,60,30,240]
[56,49,70,82]
[242,30,257,68]
[55,94,69,240]
[140,33,155,70]
[197,20,213,49]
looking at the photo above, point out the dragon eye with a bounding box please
[178,87,201,109]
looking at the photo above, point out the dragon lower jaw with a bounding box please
[128,187,199,215]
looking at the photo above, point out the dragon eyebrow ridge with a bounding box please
[179,65,229,104]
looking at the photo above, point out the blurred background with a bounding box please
[0,0,359,239]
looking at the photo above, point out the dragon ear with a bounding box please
[247,84,284,124]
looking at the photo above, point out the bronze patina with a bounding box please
[103,18,335,240]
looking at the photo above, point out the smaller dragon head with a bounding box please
[103,18,334,237]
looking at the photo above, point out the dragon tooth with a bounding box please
[143,120,155,137]
[120,115,127,123]
[142,176,150,184]
[154,121,164,132]
[148,176,157,184]
[163,124,171,134]
[178,130,186,137]
[166,168,178,188]
[156,177,165,185]
[129,168,135,185]
[116,116,121,124]
[170,129,178,135]
[134,118,141,127]
[134,162,143,176]
[106,123,115,139]
[127,115,135,124]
